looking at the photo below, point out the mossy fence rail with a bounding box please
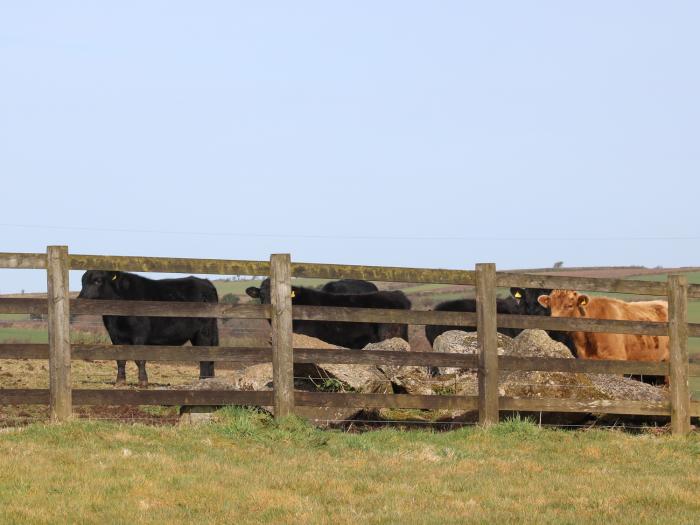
[1,247,698,435]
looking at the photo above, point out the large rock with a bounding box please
[363,338,432,395]
[292,334,392,394]
[432,330,514,375]
[426,330,669,424]
[509,329,574,358]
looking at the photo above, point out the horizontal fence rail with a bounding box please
[292,305,476,326]
[291,262,476,285]
[0,252,47,269]
[496,272,668,296]
[71,299,271,319]
[0,389,274,406]
[3,343,697,376]
[0,248,697,434]
[69,254,271,276]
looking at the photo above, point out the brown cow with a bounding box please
[537,290,669,362]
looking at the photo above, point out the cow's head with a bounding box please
[537,289,590,317]
[511,287,552,316]
[78,270,126,299]
[246,278,298,304]
[245,278,271,304]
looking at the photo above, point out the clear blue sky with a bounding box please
[1,2,698,292]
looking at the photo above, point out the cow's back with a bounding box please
[145,276,218,303]
[582,297,668,361]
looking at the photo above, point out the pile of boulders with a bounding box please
[185,329,669,426]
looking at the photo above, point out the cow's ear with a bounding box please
[537,295,550,308]
[113,272,129,291]
[577,295,590,307]
[511,288,525,303]
[246,287,261,299]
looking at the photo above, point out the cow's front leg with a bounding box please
[199,361,215,380]
[116,360,127,386]
[135,360,148,388]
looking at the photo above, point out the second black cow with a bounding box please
[425,287,574,354]
[78,270,219,387]
[321,279,378,294]
[246,278,410,348]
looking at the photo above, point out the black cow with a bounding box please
[78,270,219,387]
[321,279,378,294]
[246,278,410,348]
[425,287,574,353]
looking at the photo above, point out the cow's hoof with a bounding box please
[115,379,126,387]
[138,381,148,389]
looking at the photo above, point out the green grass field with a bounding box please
[0,410,698,524]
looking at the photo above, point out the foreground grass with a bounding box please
[0,411,698,524]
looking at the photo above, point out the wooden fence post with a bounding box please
[47,245,71,422]
[476,263,499,426]
[668,274,690,435]
[270,253,294,419]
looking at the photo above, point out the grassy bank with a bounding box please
[0,410,698,524]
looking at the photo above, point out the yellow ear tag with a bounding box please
[291,290,296,298]
[514,292,522,299]
[112,275,117,281]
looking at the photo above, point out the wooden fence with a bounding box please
[1,247,699,434]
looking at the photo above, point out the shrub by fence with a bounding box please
[1,247,698,434]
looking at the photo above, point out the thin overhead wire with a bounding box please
[1,222,698,243]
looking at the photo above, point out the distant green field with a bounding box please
[0,327,47,343]
[0,314,29,321]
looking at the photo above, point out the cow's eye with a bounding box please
[94,279,102,285]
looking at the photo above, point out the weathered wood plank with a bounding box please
[70,345,272,363]
[690,363,700,377]
[71,299,270,319]
[0,389,50,405]
[0,298,47,315]
[271,254,294,419]
[496,272,667,296]
[295,391,480,410]
[477,263,499,426]
[71,389,273,406]
[293,305,668,335]
[291,262,476,285]
[292,305,476,326]
[47,246,72,422]
[70,299,675,337]
[69,254,270,276]
[499,397,671,416]
[497,313,668,336]
[499,356,669,375]
[0,344,49,359]
[0,252,47,269]
[688,323,700,338]
[0,343,681,376]
[668,274,690,435]
[688,284,700,300]
[293,348,479,368]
